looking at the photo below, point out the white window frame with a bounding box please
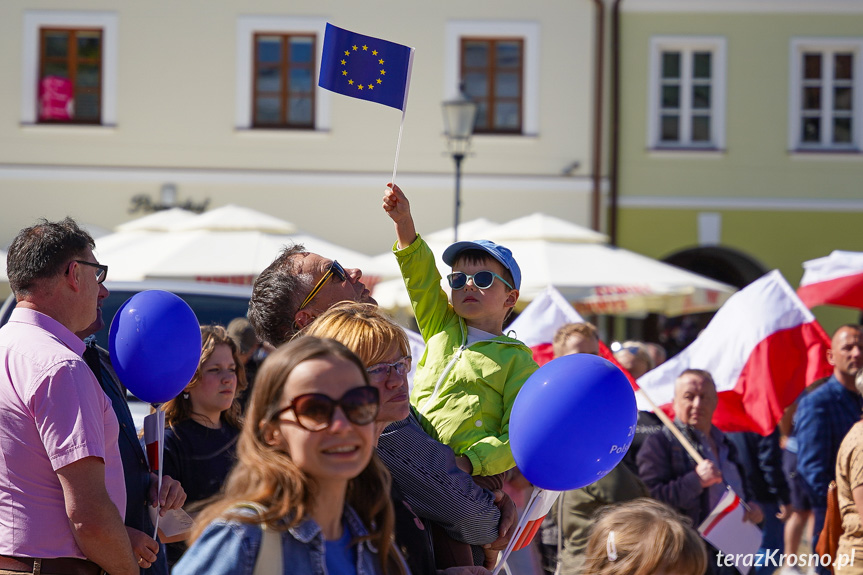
[788,37,863,152]
[444,21,540,137]
[21,10,118,126]
[235,16,329,131]
[647,36,726,150]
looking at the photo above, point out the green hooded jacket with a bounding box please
[395,235,538,477]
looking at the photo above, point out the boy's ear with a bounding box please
[504,289,519,309]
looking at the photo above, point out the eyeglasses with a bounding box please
[272,386,379,431]
[447,271,513,291]
[74,260,109,284]
[366,356,412,382]
[298,260,348,311]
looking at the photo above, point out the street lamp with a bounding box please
[442,90,478,242]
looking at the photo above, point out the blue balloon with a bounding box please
[510,354,637,491]
[109,290,202,404]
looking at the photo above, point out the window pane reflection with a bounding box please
[661,115,680,141]
[692,115,711,142]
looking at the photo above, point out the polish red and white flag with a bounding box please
[510,488,561,552]
[636,270,833,435]
[508,285,639,389]
[508,285,586,366]
[797,250,863,310]
[698,488,762,574]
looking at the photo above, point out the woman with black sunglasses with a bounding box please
[305,302,507,575]
[173,336,406,575]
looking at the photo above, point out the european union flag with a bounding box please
[319,23,414,111]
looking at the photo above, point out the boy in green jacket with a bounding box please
[382,183,538,486]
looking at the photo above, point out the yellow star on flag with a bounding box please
[362,45,368,50]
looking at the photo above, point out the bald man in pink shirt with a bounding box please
[0,218,137,575]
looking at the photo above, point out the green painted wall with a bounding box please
[617,207,863,333]
[618,12,863,200]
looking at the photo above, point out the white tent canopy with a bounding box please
[115,207,198,232]
[170,204,297,234]
[425,217,500,243]
[484,213,608,244]
[97,206,372,283]
[366,217,501,281]
[371,215,736,317]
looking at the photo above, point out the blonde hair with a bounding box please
[162,325,247,430]
[302,302,410,367]
[581,498,707,575]
[552,322,599,357]
[614,341,654,371]
[189,337,401,574]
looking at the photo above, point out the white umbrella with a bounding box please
[508,240,735,316]
[371,215,736,317]
[170,204,297,234]
[484,213,608,244]
[366,218,501,281]
[96,205,371,283]
[425,217,500,243]
[95,230,183,281]
[140,231,372,281]
[116,207,199,232]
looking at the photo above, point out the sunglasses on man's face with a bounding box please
[70,260,109,284]
[297,260,348,311]
[273,385,379,432]
[447,270,513,291]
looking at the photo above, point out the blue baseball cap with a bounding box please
[442,239,521,290]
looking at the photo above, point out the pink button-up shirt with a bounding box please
[0,308,125,558]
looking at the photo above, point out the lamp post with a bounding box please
[442,91,478,242]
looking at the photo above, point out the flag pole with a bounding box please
[491,486,544,575]
[391,47,414,185]
[391,109,406,184]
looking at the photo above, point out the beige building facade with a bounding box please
[0,1,606,257]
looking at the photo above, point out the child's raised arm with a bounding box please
[382,183,418,249]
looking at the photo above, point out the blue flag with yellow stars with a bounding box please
[319,23,414,111]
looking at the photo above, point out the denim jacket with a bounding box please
[173,505,387,575]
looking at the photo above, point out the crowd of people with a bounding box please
[1,186,861,575]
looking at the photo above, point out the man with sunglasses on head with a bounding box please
[248,244,376,346]
[249,241,517,573]
[383,183,537,568]
[0,218,138,575]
